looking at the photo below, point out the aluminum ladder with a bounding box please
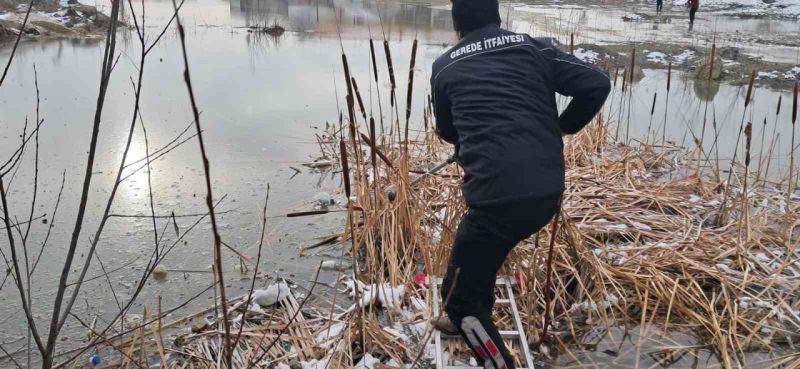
[431,277,536,369]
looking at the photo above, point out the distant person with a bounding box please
[657,0,664,14]
[688,0,699,28]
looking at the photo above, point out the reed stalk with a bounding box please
[717,70,756,226]
[739,122,753,243]
[625,47,636,144]
[370,39,386,134]
[661,61,672,147]
[698,40,717,175]
[788,82,798,225]
[404,39,418,147]
[763,95,782,186]
[646,92,657,145]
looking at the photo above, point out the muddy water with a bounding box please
[0,0,797,367]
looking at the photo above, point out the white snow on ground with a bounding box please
[647,51,668,64]
[646,50,695,65]
[0,13,14,20]
[672,49,696,64]
[757,71,780,79]
[574,48,600,63]
[721,58,740,66]
[673,0,800,17]
[785,66,800,80]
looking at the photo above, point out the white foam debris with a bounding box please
[301,358,331,369]
[355,353,381,369]
[252,282,291,307]
[344,279,406,309]
[382,326,410,341]
[410,296,427,312]
[315,322,345,348]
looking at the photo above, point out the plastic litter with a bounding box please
[314,192,335,207]
[414,272,427,287]
[253,281,291,307]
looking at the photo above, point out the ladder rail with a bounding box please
[431,276,536,369]
[432,279,445,369]
[505,277,536,369]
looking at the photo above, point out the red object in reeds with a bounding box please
[414,273,427,287]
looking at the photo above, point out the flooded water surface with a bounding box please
[0,0,798,367]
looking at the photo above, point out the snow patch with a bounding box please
[574,48,600,64]
[673,49,696,65]
[784,66,800,80]
[757,71,780,79]
[646,51,668,64]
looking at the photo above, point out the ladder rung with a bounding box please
[495,298,511,304]
[441,330,520,338]
[445,367,531,369]
[433,277,517,286]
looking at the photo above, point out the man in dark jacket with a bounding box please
[689,0,700,28]
[429,0,611,368]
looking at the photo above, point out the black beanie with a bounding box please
[451,0,501,35]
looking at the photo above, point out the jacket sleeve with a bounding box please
[551,47,612,135]
[431,75,458,145]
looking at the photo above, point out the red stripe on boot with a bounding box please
[485,339,499,356]
[474,346,485,359]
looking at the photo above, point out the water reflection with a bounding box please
[692,79,720,101]
[1,1,798,366]
[230,0,456,41]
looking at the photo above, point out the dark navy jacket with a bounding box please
[431,25,611,206]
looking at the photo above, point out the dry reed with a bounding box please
[100,43,800,369]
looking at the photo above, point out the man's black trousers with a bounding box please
[441,194,560,369]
